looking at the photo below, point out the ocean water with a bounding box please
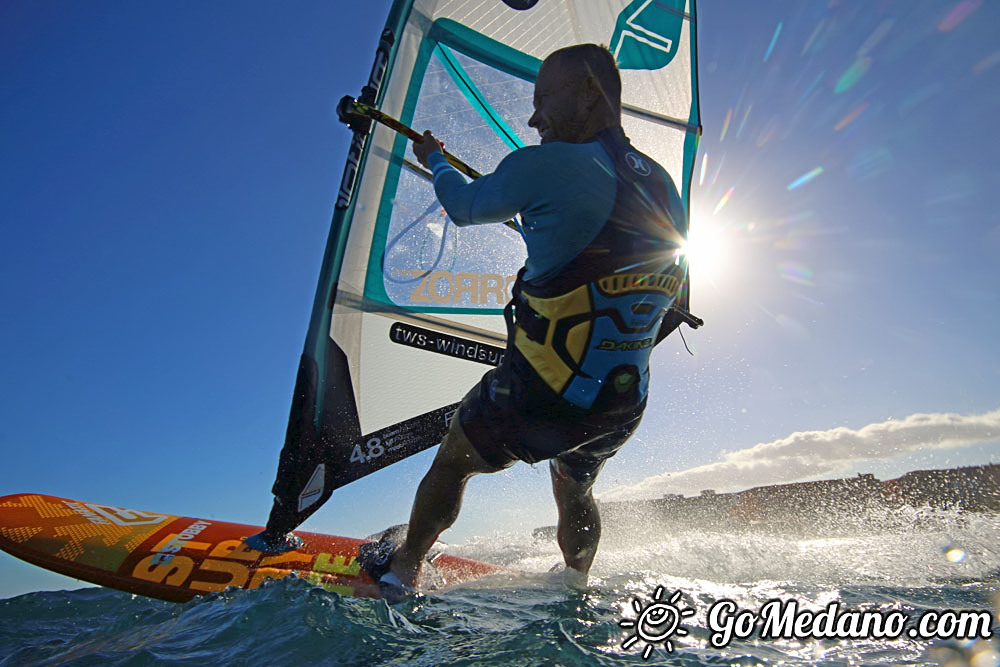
[2,508,998,667]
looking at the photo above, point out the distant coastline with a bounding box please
[535,463,1000,538]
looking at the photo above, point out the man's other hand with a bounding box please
[414,130,444,169]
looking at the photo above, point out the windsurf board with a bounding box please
[0,493,504,603]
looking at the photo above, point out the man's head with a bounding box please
[529,44,622,144]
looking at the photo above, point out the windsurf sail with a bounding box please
[261,0,702,536]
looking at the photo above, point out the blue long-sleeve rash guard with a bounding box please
[427,141,622,283]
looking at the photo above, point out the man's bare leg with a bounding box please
[390,421,505,587]
[550,459,601,582]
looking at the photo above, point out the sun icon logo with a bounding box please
[620,586,695,659]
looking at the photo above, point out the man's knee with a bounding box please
[550,459,598,510]
[550,458,596,491]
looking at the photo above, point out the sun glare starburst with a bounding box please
[679,214,729,285]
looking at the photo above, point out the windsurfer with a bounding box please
[362,44,688,597]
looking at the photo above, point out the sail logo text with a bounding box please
[390,322,504,368]
[393,269,516,307]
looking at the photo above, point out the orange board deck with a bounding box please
[0,493,505,602]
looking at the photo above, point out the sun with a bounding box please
[680,212,731,287]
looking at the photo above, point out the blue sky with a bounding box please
[2,1,998,599]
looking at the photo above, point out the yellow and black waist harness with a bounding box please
[505,267,685,411]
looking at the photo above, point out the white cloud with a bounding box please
[600,408,1000,501]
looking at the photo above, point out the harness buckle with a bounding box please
[513,293,550,343]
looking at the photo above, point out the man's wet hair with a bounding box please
[545,44,622,115]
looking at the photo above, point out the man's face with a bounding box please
[528,58,590,144]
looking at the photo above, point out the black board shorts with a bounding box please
[458,356,645,483]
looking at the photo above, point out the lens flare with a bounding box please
[835,102,869,131]
[713,187,734,215]
[787,167,824,191]
[764,22,783,63]
[835,57,872,94]
[720,109,732,142]
[938,0,982,32]
[944,545,967,563]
